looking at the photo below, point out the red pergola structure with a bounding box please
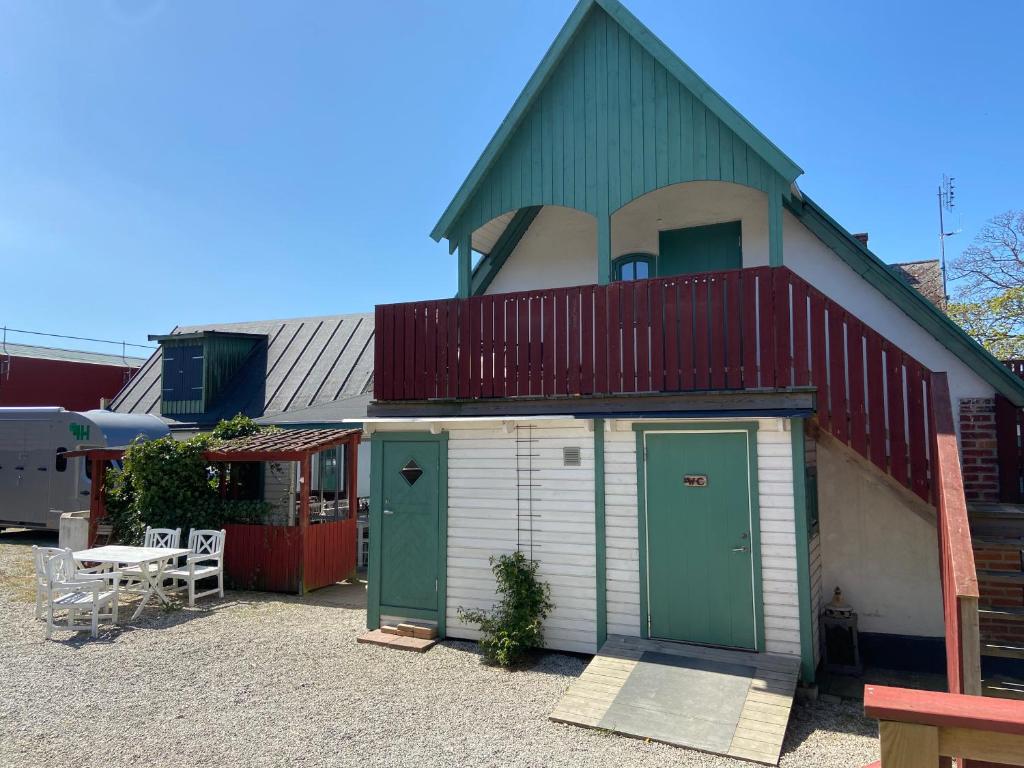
[70,427,362,595]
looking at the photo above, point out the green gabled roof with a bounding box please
[787,194,1024,406]
[431,0,803,249]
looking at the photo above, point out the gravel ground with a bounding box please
[0,530,879,768]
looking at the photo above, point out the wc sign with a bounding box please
[683,475,708,487]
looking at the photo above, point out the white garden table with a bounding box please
[74,545,191,619]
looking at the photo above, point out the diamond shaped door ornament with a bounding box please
[400,459,423,486]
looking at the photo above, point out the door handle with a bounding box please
[383,509,395,516]
[731,546,750,553]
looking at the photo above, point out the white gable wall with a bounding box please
[479,181,992,405]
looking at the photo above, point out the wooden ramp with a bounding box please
[550,635,800,765]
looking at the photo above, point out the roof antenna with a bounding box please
[937,174,961,303]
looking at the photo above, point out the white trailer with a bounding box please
[0,408,168,531]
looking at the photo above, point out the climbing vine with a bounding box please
[458,551,554,667]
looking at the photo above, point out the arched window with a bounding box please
[613,253,654,281]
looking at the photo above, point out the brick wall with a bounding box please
[976,546,1024,644]
[959,397,999,503]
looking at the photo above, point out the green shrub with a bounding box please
[102,415,276,540]
[457,551,554,667]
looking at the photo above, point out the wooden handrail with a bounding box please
[928,372,982,697]
[865,685,1024,766]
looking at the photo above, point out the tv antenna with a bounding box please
[938,174,961,302]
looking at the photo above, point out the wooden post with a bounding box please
[87,457,107,547]
[298,456,311,595]
[457,234,472,298]
[347,437,359,522]
[878,721,939,768]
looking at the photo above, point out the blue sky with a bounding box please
[1,0,1021,356]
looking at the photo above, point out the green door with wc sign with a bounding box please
[644,430,757,650]
[379,440,440,613]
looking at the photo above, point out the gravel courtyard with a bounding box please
[1,530,879,768]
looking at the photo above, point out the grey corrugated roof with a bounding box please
[109,312,374,427]
[0,342,147,368]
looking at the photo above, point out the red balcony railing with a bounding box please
[374,266,935,501]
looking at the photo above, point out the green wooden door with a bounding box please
[379,440,440,613]
[658,221,742,276]
[645,431,756,649]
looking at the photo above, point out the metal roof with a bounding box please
[109,312,374,427]
[0,342,146,368]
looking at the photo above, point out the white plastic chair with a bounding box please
[121,527,181,592]
[165,529,226,607]
[41,549,121,639]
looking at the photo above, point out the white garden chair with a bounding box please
[33,545,114,620]
[165,529,226,607]
[121,526,182,592]
[41,549,121,639]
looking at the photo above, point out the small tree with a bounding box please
[458,551,554,667]
[948,210,1024,358]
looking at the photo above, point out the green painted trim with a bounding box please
[791,418,816,684]
[457,235,472,299]
[632,421,765,653]
[470,206,542,296]
[789,194,1024,406]
[367,434,382,630]
[634,428,648,639]
[768,182,783,267]
[594,418,607,648]
[597,214,612,285]
[368,430,449,637]
[431,0,802,243]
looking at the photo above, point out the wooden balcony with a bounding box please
[374,266,935,502]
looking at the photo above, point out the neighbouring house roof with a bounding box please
[110,313,375,428]
[0,342,146,368]
[255,393,372,427]
[888,260,946,308]
[431,0,803,250]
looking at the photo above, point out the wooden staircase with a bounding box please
[970,503,1024,699]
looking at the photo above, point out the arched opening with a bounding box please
[471,205,597,295]
[610,181,771,278]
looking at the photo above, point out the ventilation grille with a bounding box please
[563,446,581,467]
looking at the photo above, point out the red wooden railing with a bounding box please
[864,685,1024,766]
[930,372,982,696]
[375,266,935,501]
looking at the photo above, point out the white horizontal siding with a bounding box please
[443,420,598,654]
[605,428,641,637]
[757,427,801,658]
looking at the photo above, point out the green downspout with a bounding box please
[594,418,607,649]
[791,418,816,684]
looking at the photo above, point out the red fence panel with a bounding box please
[373,268,939,503]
